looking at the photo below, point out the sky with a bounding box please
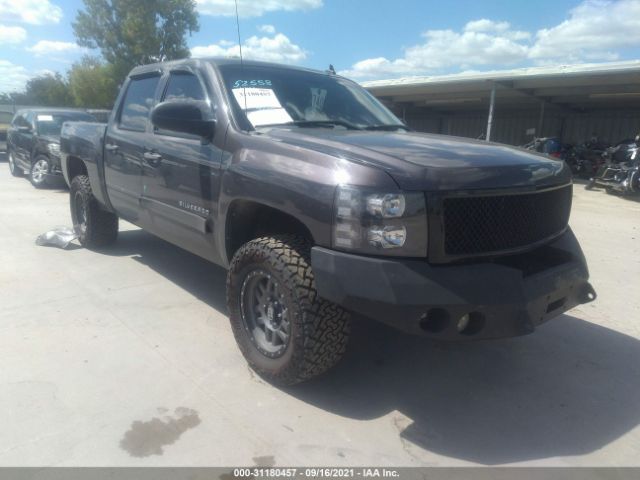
[1,0,640,93]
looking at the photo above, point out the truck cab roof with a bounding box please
[128,57,342,79]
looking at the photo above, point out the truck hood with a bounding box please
[263,129,570,191]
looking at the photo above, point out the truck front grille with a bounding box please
[442,185,572,256]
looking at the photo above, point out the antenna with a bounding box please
[234,0,248,114]
[234,0,244,65]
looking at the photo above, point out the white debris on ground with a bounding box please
[35,226,78,249]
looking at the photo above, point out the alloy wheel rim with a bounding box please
[32,159,48,184]
[240,269,291,358]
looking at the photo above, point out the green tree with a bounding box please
[0,91,30,105]
[24,73,73,107]
[73,0,199,81]
[68,56,119,109]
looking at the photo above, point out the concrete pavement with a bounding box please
[1,153,639,466]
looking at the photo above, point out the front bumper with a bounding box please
[311,229,595,340]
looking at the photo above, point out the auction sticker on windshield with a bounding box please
[232,88,283,110]
[37,115,54,121]
[232,87,292,127]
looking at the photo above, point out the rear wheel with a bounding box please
[227,235,350,385]
[8,151,23,177]
[30,155,50,188]
[70,175,118,248]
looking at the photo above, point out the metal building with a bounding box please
[364,60,640,146]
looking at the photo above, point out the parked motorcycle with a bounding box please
[586,135,640,195]
[522,137,563,156]
[565,136,609,178]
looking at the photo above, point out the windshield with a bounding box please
[217,64,403,130]
[35,112,96,136]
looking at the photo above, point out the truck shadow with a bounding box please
[103,229,229,312]
[290,314,640,464]
[106,229,640,465]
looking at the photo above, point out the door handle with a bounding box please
[143,151,163,166]
[105,143,118,152]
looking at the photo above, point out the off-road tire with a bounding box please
[8,151,23,177]
[29,155,51,188]
[227,235,350,385]
[70,175,118,248]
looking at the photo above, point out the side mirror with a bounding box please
[151,100,215,139]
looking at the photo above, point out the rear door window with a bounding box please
[119,75,161,132]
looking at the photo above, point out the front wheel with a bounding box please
[227,235,350,385]
[8,151,23,177]
[30,155,51,188]
[627,169,639,195]
[70,175,119,248]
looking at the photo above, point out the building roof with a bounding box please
[363,60,640,111]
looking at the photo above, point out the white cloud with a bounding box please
[0,0,62,25]
[464,19,531,41]
[343,0,640,80]
[529,0,640,61]
[196,0,322,17]
[0,24,26,44]
[0,60,30,92]
[192,30,307,63]
[342,21,529,79]
[27,40,84,56]
[464,19,510,33]
[259,24,276,34]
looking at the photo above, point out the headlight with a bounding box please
[47,143,60,156]
[333,185,427,257]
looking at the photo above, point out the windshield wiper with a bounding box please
[364,124,410,131]
[262,120,362,130]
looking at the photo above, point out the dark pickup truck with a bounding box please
[61,58,595,385]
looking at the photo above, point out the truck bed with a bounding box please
[60,121,108,199]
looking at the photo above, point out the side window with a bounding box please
[163,72,206,102]
[119,75,161,131]
[13,115,29,129]
[156,72,210,139]
[25,112,35,129]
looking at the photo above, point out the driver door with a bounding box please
[141,69,224,263]
[10,113,32,168]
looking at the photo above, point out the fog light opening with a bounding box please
[420,308,449,333]
[458,312,485,336]
[580,284,597,303]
